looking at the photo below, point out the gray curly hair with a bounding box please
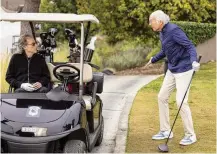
[18,34,33,53]
[149,10,170,25]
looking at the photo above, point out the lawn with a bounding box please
[126,62,216,153]
[0,53,11,93]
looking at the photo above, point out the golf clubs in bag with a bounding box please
[38,28,58,63]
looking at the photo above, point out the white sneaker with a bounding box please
[152,131,173,140]
[180,134,197,145]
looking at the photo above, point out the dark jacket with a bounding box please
[151,23,197,73]
[6,52,51,89]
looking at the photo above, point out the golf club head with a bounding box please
[158,144,169,153]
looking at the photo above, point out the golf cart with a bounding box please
[0,12,104,153]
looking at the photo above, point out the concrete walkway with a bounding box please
[92,75,161,153]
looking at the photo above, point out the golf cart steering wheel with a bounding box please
[53,64,80,83]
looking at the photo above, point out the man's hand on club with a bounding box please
[192,61,200,71]
[143,57,153,69]
[21,83,36,92]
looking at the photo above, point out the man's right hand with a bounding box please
[21,83,36,92]
[143,57,153,69]
[192,61,200,71]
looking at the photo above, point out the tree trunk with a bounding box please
[20,0,41,36]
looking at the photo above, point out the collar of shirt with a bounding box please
[22,52,36,60]
[161,23,169,33]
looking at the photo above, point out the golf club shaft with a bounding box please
[165,55,202,144]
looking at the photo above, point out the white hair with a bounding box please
[149,10,170,24]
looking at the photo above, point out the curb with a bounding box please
[114,92,137,153]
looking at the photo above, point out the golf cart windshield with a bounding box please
[0,12,99,100]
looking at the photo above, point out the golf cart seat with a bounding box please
[47,62,104,94]
[47,62,93,83]
[47,63,95,110]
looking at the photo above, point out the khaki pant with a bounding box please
[158,69,195,136]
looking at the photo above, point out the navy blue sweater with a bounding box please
[151,23,197,73]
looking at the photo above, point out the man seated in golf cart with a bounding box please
[6,34,51,93]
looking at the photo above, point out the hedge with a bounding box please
[172,21,216,45]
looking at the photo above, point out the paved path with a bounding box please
[92,75,161,153]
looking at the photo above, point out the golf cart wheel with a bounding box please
[95,117,104,146]
[63,140,87,153]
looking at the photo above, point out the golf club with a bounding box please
[143,60,152,69]
[158,55,202,153]
[143,63,150,69]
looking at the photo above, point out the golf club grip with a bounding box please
[198,55,202,63]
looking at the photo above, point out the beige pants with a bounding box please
[158,69,195,136]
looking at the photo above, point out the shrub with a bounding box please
[92,38,148,69]
[104,46,151,71]
[172,21,216,45]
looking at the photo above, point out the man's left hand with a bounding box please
[192,61,200,71]
[33,82,42,89]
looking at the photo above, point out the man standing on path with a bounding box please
[145,10,200,145]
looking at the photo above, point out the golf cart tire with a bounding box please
[63,140,87,153]
[95,117,104,146]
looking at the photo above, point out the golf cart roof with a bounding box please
[0,12,99,23]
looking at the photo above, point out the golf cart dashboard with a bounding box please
[0,93,78,102]
[1,98,75,110]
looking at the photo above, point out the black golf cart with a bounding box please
[0,12,104,153]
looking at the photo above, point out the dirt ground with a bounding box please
[115,63,165,75]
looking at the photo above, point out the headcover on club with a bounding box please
[158,144,169,153]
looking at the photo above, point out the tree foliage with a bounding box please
[40,0,216,43]
[76,0,216,43]
[40,0,79,40]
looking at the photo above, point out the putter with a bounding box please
[158,55,202,153]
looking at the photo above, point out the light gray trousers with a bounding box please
[158,69,195,136]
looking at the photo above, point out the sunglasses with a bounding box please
[26,42,37,46]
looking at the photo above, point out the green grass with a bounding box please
[126,62,216,153]
[0,53,11,93]
[53,42,69,62]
